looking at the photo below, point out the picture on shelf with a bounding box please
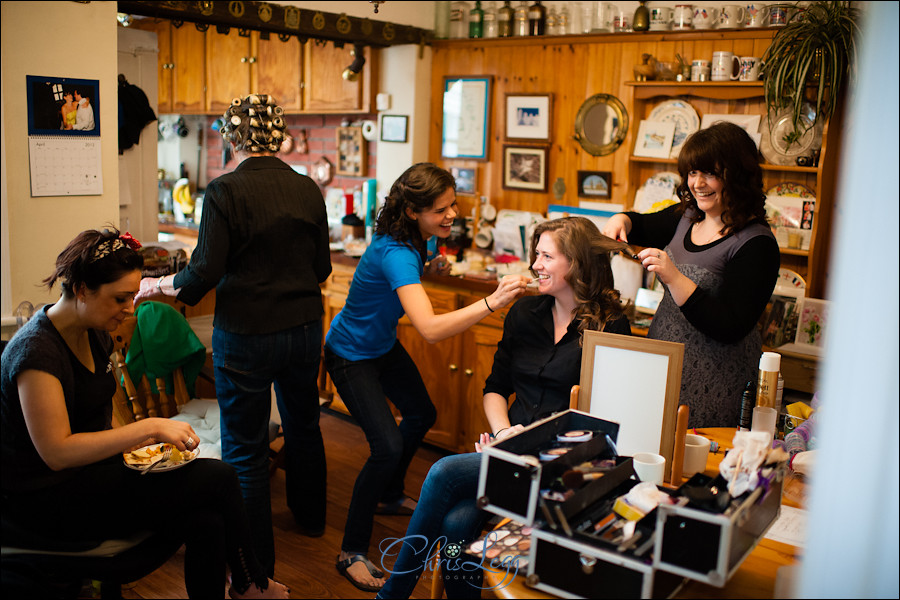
[577,171,612,198]
[794,297,829,350]
[633,120,675,159]
[450,167,476,195]
[759,294,800,349]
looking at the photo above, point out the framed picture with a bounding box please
[505,93,553,142]
[502,145,548,192]
[450,166,476,195]
[380,114,408,143]
[633,120,676,159]
[577,331,684,484]
[442,76,492,161]
[793,297,830,350]
[27,75,100,136]
[336,126,366,176]
[577,170,612,199]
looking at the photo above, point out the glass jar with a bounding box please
[450,1,469,38]
[483,1,498,38]
[528,0,546,35]
[546,6,559,35]
[497,1,514,36]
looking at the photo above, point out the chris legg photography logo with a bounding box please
[378,532,525,591]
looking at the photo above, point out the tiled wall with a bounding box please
[204,113,378,195]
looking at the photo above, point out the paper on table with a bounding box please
[764,504,808,547]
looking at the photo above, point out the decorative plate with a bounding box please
[312,156,334,186]
[766,182,815,199]
[760,104,824,166]
[777,268,807,291]
[648,100,700,159]
[650,171,682,189]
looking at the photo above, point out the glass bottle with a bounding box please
[528,0,547,36]
[513,1,529,36]
[581,1,594,33]
[568,2,583,35]
[546,6,559,35]
[434,1,451,39]
[469,1,484,38]
[558,3,570,35]
[497,1,514,37]
[633,0,650,32]
[483,1,498,38]
[450,1,469,39]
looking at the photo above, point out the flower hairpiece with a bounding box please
[90,232,142,263]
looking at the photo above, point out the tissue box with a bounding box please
[652,467,785,586]
[525,457,683,599]
[476,410,619,525]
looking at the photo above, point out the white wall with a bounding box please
[1,1,120,322]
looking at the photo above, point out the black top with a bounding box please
[173,156,332,334]
[484,294,631,427]
[1,306,114,492]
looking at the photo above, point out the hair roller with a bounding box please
[248,108,256,116]
[248,94,260,105]
[266,95,276,105]
[250,117,261,128]
[231,115,242,126]
[231,97,242,107]
[268,143,279,152]
[271,129,283,140]
[272,116,284,129]
[273,106,284,116]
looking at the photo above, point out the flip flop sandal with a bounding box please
[335,554,384,593]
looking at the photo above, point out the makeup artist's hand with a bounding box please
[602,213,632,243]
[638,248,697,306]
[426,256,452,276]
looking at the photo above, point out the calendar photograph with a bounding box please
[27,75,100,136]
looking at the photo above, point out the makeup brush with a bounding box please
[562,469,604,489]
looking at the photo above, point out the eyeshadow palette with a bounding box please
[465,520,532,568]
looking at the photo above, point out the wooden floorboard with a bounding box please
[120,409,457,599]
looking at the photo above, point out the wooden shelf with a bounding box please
[629,156,819,176]
[779,247,810,258]
[627,81,766,101]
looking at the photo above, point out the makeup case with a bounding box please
[652,465,786,586]
[523,456,684,599]
[476,409,620,525]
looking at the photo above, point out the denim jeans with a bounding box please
[324,340,437,555]
[376,453,488,599]
[213,319,325,577]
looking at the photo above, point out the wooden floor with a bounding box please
[121,409,453,600]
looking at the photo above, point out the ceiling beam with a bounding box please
[117,1,433,47]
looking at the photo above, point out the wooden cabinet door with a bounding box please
[154,21,173,113]
[396,289,462,452]
[254,33,303,112]
[205,29,252,114]
[458,324,504,453]
[170,24,206,114]
[303,41,366,112]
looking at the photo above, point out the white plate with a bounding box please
[649,100,700,159]
[778,268,806,291]
[760,104,824,166]
[124,443,198,473]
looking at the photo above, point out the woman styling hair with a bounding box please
[1,228,287,598]
[325,163,528,593]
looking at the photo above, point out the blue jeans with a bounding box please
[324,340,437,555]
[377,453,488,599]
[213,319,325,577]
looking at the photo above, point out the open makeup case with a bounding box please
[471,409,787,599]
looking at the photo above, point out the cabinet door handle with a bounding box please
[248,56,257,64]
[465,369,474,376]
[449,364,458,372]
[241,57,248,63]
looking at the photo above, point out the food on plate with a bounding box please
[123,443,194,467]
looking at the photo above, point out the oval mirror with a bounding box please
[574,94,629,156]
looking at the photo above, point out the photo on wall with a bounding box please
[27,75,100,136]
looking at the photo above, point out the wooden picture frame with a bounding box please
[577,170,612,199]
[380,114,408,143]
[441,76,492,161]
[577,331,684,481]
[502,145,548,192]
[336,126,366,176]
[450,166,476,195]
[633,119,676,159]
[505,93,553,142]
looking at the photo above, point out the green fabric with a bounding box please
[126,301,207,398]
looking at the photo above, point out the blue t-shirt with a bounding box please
[326,234,436,361]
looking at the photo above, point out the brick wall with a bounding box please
[204,113,378,193]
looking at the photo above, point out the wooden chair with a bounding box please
[569,384,690,486]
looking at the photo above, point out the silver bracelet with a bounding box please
[156,277,164,293]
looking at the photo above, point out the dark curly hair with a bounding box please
[220,93,286,154]
[675,121,767,234]
[42,227,144,299]
[529,217,631,341]
[374,163,456,261]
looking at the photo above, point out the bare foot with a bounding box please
[228,578,290,599]
[338,551,385,590]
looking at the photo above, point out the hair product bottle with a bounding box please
[756,352,782,409]
[739,381,755,431]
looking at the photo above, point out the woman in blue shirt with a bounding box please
[325,163,528,593]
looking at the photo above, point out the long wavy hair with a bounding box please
[42,227,143,299]
[675,121,767,234]
[529,217,631,341]
[375,163,456,261]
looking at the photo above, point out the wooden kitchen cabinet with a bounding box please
[206,30,302,114]
[303,41,375,113]
[135,19,206,114]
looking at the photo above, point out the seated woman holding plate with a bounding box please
[0,228,287,599]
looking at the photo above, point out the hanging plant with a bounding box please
[762,1,861,144]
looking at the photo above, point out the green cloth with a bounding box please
[126,301,207,397]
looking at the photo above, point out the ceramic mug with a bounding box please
[691,59,711,81]
[683,434,712,477]
[739,56,762,81]
[719,5,746,28]
[633,453,666,486]
[711,51,741,81]
[745,3,769,27]
[649,7,674,31]
[768,5,789,26]
[674,4,694,29]
[692,6,720,29]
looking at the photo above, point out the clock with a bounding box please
[312,156,334,186]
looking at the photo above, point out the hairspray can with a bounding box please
[756,352,781,408]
